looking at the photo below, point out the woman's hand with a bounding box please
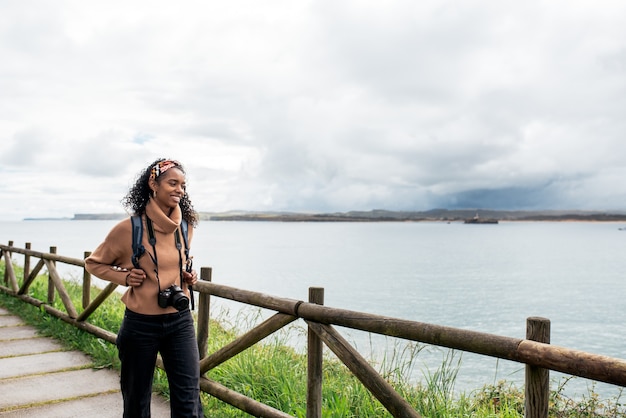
[183,269,198,286]
[125,268,146,287]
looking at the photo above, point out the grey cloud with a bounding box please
[439,185,563,210]
[1,129,51,166]
[68,134,145,179]
[600,48,626,73]
[311,2,494,103]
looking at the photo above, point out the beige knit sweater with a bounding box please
[85,199,194,315]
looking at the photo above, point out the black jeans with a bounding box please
[117,308,203,418]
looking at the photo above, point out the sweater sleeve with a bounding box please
[85,219,134,286]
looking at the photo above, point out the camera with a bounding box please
[158,285,190,311]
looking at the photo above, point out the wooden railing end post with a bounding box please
[47,246,57,304]
[197,267,212,361]
[82,251,92,309]
[525,316,550,418]
[24,242,31,283]
[307,287,324,418]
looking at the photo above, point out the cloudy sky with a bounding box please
[1,0,625,220]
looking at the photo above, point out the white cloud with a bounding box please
[1,0,626,220]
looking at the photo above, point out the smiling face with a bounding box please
[149,167,186,214]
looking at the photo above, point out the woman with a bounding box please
[86,158,203,418]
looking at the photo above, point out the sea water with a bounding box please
[1,219,625,398]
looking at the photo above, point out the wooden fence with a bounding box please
[2,240,626,418]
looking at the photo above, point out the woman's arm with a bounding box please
[85,219,135,286]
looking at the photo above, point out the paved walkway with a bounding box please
[0,307,171,417]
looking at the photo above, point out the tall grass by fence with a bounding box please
[2,240,626,418]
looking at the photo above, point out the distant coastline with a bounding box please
[22,209,626,223]
[202,209,626,222]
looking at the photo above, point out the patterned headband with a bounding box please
[150,160,181,180]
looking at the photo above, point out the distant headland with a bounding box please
[23,209,626,222]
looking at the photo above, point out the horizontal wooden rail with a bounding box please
[1,244,85,267]
[194,281,626,387]
[4,291,118,344]
[200,377,293,418]
[194,280,303,316]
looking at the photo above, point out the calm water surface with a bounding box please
[2,220,625,397]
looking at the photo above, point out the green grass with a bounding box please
[1,260,624,417]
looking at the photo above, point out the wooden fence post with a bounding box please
[83,251,92,309]
[48,246,57,304]
[525,317,550,418]
[4,241,13,285]
[197,267,212,361]
[24,243,31,283]
[307,287,324,418]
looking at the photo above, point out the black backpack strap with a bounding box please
[180,219,190,260]
[130,215,145,268]
[146,216,157,247]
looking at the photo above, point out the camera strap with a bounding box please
[177,218,194,310]
[145,216,186,295]
[175,228,194,310]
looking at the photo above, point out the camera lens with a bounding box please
[171,290,190,311]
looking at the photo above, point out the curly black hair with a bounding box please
[121,158,198,227]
